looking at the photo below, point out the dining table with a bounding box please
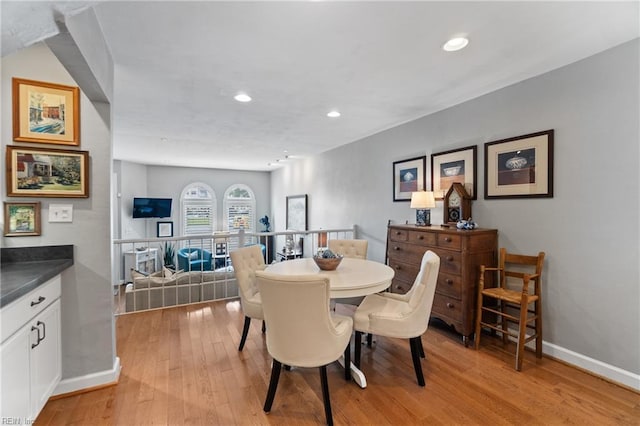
[264,257,395,388]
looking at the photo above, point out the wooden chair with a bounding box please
[474,248,545,371]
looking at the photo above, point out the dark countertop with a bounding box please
[1,245,74,308]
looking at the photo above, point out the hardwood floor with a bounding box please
[38,300,639,425]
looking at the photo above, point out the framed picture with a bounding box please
[4,202,41,236]
[393,156,426,201]
[6,145,90,198]
[12,77,80,146]
[484,129,554,199]
[431,145,477,200]
[157,221,173,238]
[286,194,308,230]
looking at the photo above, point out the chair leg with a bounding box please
[515,299,529,371]
[319,365,334,426]
[417,336,425,358]
[535,299,543,358]
[366,333,373,347]
[262,320,266,333]
[238,316,251,351]
[264,360,282,412]
[474,293,483,350]
[354,332,362,369]
[409,337,425,386]
[344,342,351,381]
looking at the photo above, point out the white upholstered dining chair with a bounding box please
[256,271,353,426]
[229,245,266,351]
[327,239,368,259]
[353,250,440,386]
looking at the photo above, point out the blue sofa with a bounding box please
[177,247,213,271]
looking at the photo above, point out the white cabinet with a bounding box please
[123,248,158,282]
[1,276,61,421]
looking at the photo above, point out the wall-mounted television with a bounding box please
[132,197,172,218]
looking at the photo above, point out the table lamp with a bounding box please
[410,191,436,226]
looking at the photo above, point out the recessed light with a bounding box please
[234,93,252,102]
[327,110,341,118]
[443,37,469,52]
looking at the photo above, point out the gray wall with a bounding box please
[1,44,115,379]
[117,162,271,238]
[272,40,640,376]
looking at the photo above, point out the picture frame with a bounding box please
[12,77,80,146]
[484,129,554,199]
[430,145,477,200]
[6,145,90,198]
[157,221,173,238]
[393,156,426,201]
[4,202,41,237]
[286,194,308,230]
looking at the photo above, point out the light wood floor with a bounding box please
[37,299,639,425]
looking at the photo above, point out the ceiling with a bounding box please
[2,1,638,171]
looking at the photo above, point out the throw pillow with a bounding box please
[163,266,175,279]
[189,251,199,260]
[130,269,148,280]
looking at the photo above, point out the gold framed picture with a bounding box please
[4,202,41,237]
[6,145,90,198]
[12,77,80,146]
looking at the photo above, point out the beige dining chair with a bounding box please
[353,250,440,386]
[327,239,368,259]
[256,271,353,426]
[229,245,267,351]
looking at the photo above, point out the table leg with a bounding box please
[337,355,367,388]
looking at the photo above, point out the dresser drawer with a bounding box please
[432,293,463,322]
[407,231,436,245]
[436,272,462,299]
[388,258,420,284]
[389,228,408,242]
[432,249,462,275]
[390,278,412,294]
[437,233,461,250]
[388,242,427,263]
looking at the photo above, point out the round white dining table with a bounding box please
[264,257,394,299]
[264,257,395,388]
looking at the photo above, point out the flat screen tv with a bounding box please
[133,197,172,218]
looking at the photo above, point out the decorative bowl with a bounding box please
[443,165,462,176]
[313,255,343,271]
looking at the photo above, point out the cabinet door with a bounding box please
[30,299,61,417]
[0,326,31,419]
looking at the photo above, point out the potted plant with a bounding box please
[162,241,176,270]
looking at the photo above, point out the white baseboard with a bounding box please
[53,356,121,396]
[543,342,640,391]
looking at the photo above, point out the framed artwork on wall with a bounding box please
[393,156,426,201]
[12,77,80,146]
[286,194,308,230]
[6,145,90,198]
[157,221,174,238]
[4,202,41,236]
[484,129,554,199]
[431,145,477,200]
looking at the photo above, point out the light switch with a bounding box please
[49,204,73,222]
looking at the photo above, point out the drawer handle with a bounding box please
[446,302,454,309]
[30,296,46,307]
[395,231,402,235]
[394,265,402,270]
[31,325,41,349]
[444,237,452,242]
[418,235,424,240]
[446,256,454,262]
[394,246,401,251]
[446,279,453,285]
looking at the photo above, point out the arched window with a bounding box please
[223,184,256,249]
[181,182,216,249]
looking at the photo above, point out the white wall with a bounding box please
[272,40,640,383]
[1,44,116,383]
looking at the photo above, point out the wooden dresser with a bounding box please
[386,224,498,345]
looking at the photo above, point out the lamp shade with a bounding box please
[410,191,436,209]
